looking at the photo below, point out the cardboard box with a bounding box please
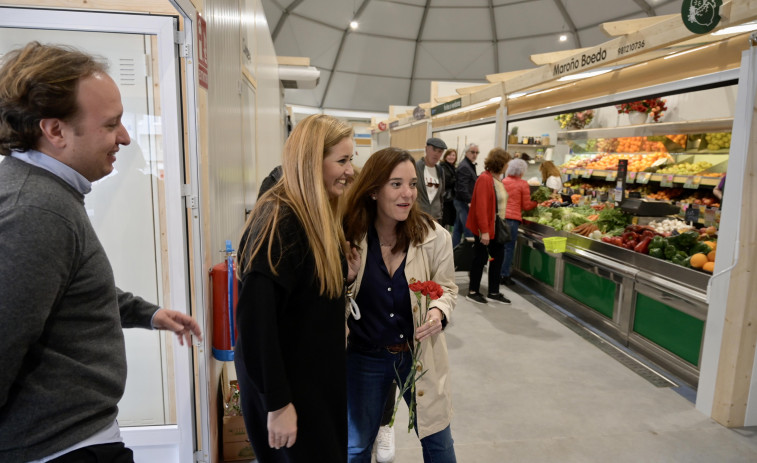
[223,440,255,461]
[222,415,248,443]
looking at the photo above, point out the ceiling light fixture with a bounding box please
[350,20,359,30]
[559,34,568,42]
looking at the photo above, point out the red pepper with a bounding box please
[601,236,614,244]
[625,240,638,250]
[634,236,652,254]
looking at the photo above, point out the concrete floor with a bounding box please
[388,272,757,462]
[235,271,757,462]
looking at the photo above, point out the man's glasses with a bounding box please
[470,151,479,154]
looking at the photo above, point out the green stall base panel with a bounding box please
[563,263,616,319]
[633,293,704,366]
[519,245,555,286]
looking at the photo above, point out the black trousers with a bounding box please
[468,235,505,296]
[49,442,134,463]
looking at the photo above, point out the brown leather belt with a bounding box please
[385,342,411,353]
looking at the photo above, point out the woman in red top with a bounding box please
[500,158,538,286]
[464,148,512,305]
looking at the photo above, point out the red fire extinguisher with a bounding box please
[211,240,238,361]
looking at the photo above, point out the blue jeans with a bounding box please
[500,219,520,277]
[347,343,457,463]
[452,199,473,248]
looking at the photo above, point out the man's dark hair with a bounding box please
[0,41,107,156]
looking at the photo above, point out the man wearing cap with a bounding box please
[415,137,447,221]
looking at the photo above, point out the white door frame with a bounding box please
[0,7,201,462]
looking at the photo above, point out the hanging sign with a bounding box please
[389,120,399,130]
[681,0,722,34]
[377,121,387,131]
[197,13,209,89]
[430,98,462,116]
[413,106,426,120]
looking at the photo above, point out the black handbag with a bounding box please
[493,181,511,244]
[453,240,476,271]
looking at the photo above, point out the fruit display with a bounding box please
[656,161,713,175]
[704,132,731,150]
[688,132,732,151]
[583,152,671,171]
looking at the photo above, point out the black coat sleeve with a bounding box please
[455,163,476,203]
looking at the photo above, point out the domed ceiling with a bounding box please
[261,0,682,113]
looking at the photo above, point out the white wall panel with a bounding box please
[206,0,246,255]
[254,0,285,188]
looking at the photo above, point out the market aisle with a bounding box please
[390,272,757,462]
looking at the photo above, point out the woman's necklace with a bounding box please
[380,241,395,248]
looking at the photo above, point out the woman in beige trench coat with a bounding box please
[342,147,458,463]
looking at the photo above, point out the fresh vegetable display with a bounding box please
[531,186,552,203]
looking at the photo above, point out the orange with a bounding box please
[707,250,716,262]
[703,240,717,251]
[690,253,708,269]
[703,261,715,273]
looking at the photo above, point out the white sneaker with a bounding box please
[375,425,395,462]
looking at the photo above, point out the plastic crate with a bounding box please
[543,237,567,253]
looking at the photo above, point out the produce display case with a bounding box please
[502,81,736,388]
[515,223,708,386]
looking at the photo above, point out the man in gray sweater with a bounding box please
[0,42,202,462]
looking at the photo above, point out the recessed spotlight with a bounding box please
[350,20,359,30]
[559,34,568,42]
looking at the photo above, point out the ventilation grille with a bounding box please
[119,58,136,86]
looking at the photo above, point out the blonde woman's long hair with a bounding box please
[239,114,353,299]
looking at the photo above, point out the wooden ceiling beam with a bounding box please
[600,15,675,37]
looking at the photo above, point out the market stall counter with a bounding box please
[515,221,708,387]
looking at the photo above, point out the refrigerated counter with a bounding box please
[514,221,709,386]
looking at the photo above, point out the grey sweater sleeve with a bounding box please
[117,288,160,329]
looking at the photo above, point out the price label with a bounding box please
[627,171,637,183]
[683,176,702,189]
[605,171,617,181]
[636,172,651,184]
[684,204,700,224]
[704,208,717,226]
[660,174,675,187]
[582,169,593,178]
